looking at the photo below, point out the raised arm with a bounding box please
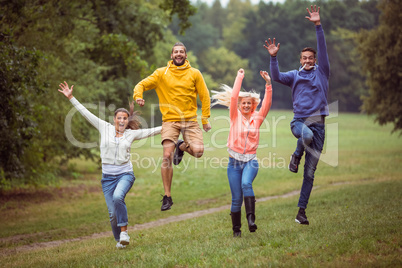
[229,69,245,119]
[255,71,272,124]
[58,81,106,131]
[309,5,330,79]
[268,53,295,86]
[263,37,280,57]
[305,5,321,26]
[264,38,285,84]
[58,81,74,100]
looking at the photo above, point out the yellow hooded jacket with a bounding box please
[133,60,210,125]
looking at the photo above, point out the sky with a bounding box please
[191,0,286,7]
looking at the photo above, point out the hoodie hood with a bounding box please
[165,60,191,74]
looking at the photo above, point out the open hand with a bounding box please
[58,81,73,100]
[306,5,321,25]
[263,38,280,57]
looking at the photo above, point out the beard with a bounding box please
[172,57,186,66]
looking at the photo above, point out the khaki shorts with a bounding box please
[161,121,204,146]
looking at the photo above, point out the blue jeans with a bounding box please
[290,118,325,209]
[101,172,135,241]
[227,158,259,212]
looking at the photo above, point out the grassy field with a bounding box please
[0,109,401,267]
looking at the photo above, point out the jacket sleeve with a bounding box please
[270,56,295,87]
[69,97,107,131]
[195,70,211,125]
[255,84,272,127]
[133,70,160,101]
[229,72,244,120]
[131,126,162,141]
[316,25,330,79]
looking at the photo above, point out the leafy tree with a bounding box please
[0,0,197,185]
[160,0,197,35]
[223,0,252,51]
[206,0,226,39]
[328,28,367,112]
[356,0,402,133]
[228,0,380,110]
[198,46,252,89]
[169,2,220,57]
[0,32,46,184]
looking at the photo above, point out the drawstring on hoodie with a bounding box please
[164,63,171,74]
[164,61,189,75]
[299,64,317,72]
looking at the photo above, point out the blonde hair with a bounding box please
[211,84,261,109]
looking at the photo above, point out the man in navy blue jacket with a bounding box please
[264,5,330,225]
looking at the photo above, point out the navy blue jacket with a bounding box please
[270,25,330,118]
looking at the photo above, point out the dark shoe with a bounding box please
[161,195,173,211]
[295,208,309,225]
[173,139,185,165]
[244,196,257,232]
[230,211,242,237]
[289,154,301,173]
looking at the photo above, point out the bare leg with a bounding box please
[120,226,127,232]
[179,142,204,158]
[162,140,175,196]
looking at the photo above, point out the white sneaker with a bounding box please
[119,231,130,245]
[116,242,126,249]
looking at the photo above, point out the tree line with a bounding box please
[172,0,380,111]
[0,0,399,188]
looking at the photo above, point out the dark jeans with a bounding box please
[290,117,325,209]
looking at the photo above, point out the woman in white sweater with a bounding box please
[59,81,161,249]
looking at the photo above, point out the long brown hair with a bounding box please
[114,101,141,130]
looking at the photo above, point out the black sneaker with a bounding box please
[173,139,185,165]
[295,208,309,225]
[289,154,301,173]
[161,195,173,211]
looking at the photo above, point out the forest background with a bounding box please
[0,0,400,188]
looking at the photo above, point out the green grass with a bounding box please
[0,109,401,267]
[1,179,401,267]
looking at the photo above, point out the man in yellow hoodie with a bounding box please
[133,42,211,211]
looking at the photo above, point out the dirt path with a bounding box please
[1,189,301,257]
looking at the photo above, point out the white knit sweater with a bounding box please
[70,97,161,165]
